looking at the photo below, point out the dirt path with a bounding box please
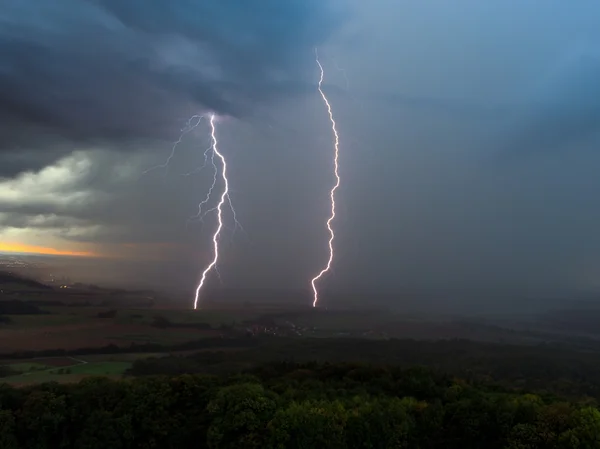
[20,356,87,377]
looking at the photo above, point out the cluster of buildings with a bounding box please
[243,320,308,337]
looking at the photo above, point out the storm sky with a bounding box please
[2,0,600,303]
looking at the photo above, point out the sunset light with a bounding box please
[0,242,95,257]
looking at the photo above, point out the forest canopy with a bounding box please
[1,361,600,448]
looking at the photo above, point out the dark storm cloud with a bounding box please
[0,148,68,177]
[0,0,341,153]
[8,0,600,304]
[0,148,186,246]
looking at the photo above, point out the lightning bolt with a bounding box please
[332,56,350,91]
[143,115,204,176]
[191,143,219,221]
[310,48,341,308]
[187,148,245,239]
[143,111,243,309]
[181,137,215,178]
[194,114,230,309]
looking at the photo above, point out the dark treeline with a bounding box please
[0,338,260,361]
[150,315,212,330]
[1,362,600,448]
[6,337,600,400]
[128,338,600,400]
[0,272,50,290]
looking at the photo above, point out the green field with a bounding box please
[7,362,50,372]
[82,352,165,362]
[0,358,132,385]
[68,361,131,375]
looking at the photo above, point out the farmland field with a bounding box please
[0,304,226,352]
[0,355,135,385]
[4,284,600,387]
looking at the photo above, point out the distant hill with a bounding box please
[0,271,51,291]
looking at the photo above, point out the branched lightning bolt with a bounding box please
[194,114,229,309]
[187,149,245,239]
[143,115,204,176]
[191,144,219,220]
[310,48,341,308]
[181,139,214,178]
[143,111,243,308]
[332,56,350,91]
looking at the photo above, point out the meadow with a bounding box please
[0,355,134,385]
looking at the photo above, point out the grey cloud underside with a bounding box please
[0,148,67,177]
[0,148,192,245]
[0,0,341,152]
[0,213,87,230]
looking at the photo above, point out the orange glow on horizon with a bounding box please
[0,242,95,257]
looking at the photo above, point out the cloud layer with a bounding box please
[4,0,600,304]
[0,0,340,154]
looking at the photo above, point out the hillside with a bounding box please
[0,271,51,291]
